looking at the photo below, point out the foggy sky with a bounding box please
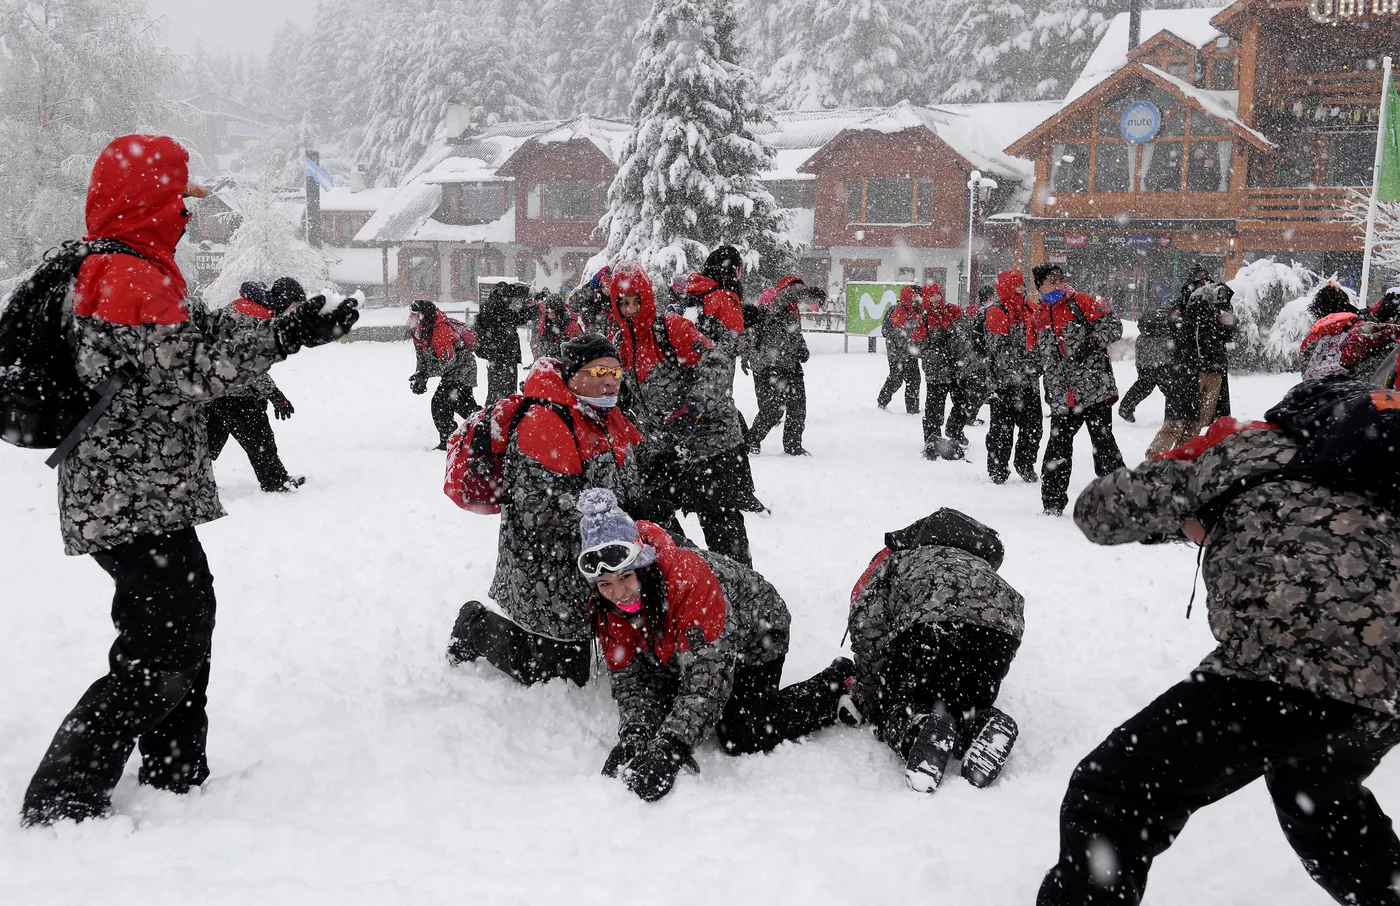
[148,0,319,60]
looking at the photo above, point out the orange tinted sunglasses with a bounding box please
[585,366,625,378]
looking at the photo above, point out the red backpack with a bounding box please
[443,395,575,514]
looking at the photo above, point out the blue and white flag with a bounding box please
[304,156,334,192]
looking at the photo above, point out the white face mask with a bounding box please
[578,393,618,410]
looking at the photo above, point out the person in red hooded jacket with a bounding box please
[408,299,479,448]
[877,285,923,413]
[21,135,358,827]
[914,283,977,460]
[982,270,1045,484]
[611,261,755,565]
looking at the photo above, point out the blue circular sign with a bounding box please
[1120,102,1162,144]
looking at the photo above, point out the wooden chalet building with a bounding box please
[1004,0,1398,310]
[358,102,1047,306]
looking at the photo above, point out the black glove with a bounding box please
[274,295,359,356]
[272,397,295,420]
[602,739,642,778]
[624,734,691,802]
[409,373,428,395]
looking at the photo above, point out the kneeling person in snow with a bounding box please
[447,337,643,686]
[845,509,1023,793]
[578,488,852,802]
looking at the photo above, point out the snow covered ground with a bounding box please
[0,335,1377,905]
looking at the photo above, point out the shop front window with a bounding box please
[1050,144,1090,194]
[1187,141,1232,192]
[1140,142,1183,192]
[1094,144,1134,193]
[1326,132,1376,187]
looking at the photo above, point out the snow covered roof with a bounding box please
[319,187,398,212]
[411,210,515,244]
[1006,60,1275,157]
[757,102,1044,184]
[526,115,631,162]
[355,182,443,244]
[1141,65,1273,148]
[1064,7,1227,105]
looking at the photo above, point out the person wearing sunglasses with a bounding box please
[610,261,758,567]
[576,487,853,802]
[447,336,649,686]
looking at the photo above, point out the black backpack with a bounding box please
[0,239,144,459]
[884,507,1005,570]
[1264,378,1400,508]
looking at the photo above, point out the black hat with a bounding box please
[884,508,1004,571]
[409,299,437,315]
[560,335,620,382]
[1186,265,1212,286]
[240,281,268,304]
[267,277,306,314]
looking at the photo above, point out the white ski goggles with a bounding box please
[578,541,642,579]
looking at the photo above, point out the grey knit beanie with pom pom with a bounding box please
[576,488,657,574]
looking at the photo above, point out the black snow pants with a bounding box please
[1118,365,1167,417]
[878,354,921,413]
[714,656,842,755]
[1038,672,1400,906]
[986,384,1043,483]
[430,378,478,445]
[207,397,291,491]
[747,367,807,454]
[923,381,972,450]
[1041,402,1125,515]
[447,602,591,687]
[484,361,518,408]
[22,528,217,826]
[871,622,1019,758]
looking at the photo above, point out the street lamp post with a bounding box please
[966,170,998,304]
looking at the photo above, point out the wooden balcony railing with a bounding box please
[1267,70,1383,104]
[1241,186,1352,223]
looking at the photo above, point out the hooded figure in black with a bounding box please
[475,281,535,406]
[206,279,304,492]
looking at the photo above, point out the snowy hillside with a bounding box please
[0,337,1372,905]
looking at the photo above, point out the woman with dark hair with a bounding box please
[1298,282,1360,380]
[576,488,851,802]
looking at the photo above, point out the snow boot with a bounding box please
[942,436,968,461]
[785,446,811,456]
[960,707,1018,789]
[446,600,488,665]
[1117,404,1136,423]
[903,711,959,793]
[264,476,306,493]
[1017,466,1039,484]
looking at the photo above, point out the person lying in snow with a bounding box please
[577,488,852,802]
[843,508,1023,793]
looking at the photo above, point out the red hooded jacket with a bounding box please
[887,286,922,331]
[513,358,643,474]
[609,264,709,382]
[984,270,1042,351]
[595,522,727,671]
[684,273,745,334]
[912,283,962,340]
[74,134,193,326]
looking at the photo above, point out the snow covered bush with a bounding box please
[1227,257,1329,372]
[1344,190,1400,295]
[203,182,332,308]
[602,0,793,281]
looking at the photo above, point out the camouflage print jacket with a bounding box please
[224,304,286,403]
[914,304,975,386]
[59,136,285,556]
[489,360,644,640]
[983,300,1044,393]
[1074,425,1400,716]
[684,317,747,462]
[600,524,790,751]
[846,545,1025,712]
[1038,289,1122,416]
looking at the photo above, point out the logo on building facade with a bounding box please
[1309,0,1400,24]
[1121,102,1162,144]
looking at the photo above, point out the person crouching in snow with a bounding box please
[578,488,853,802]
[844,508,1023,793]
[446,336,645,686]
[408,299,478,449]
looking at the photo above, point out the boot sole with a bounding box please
[961,710,1019,789]
[905,712,958,793]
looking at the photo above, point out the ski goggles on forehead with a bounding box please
[578,541,641,579]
